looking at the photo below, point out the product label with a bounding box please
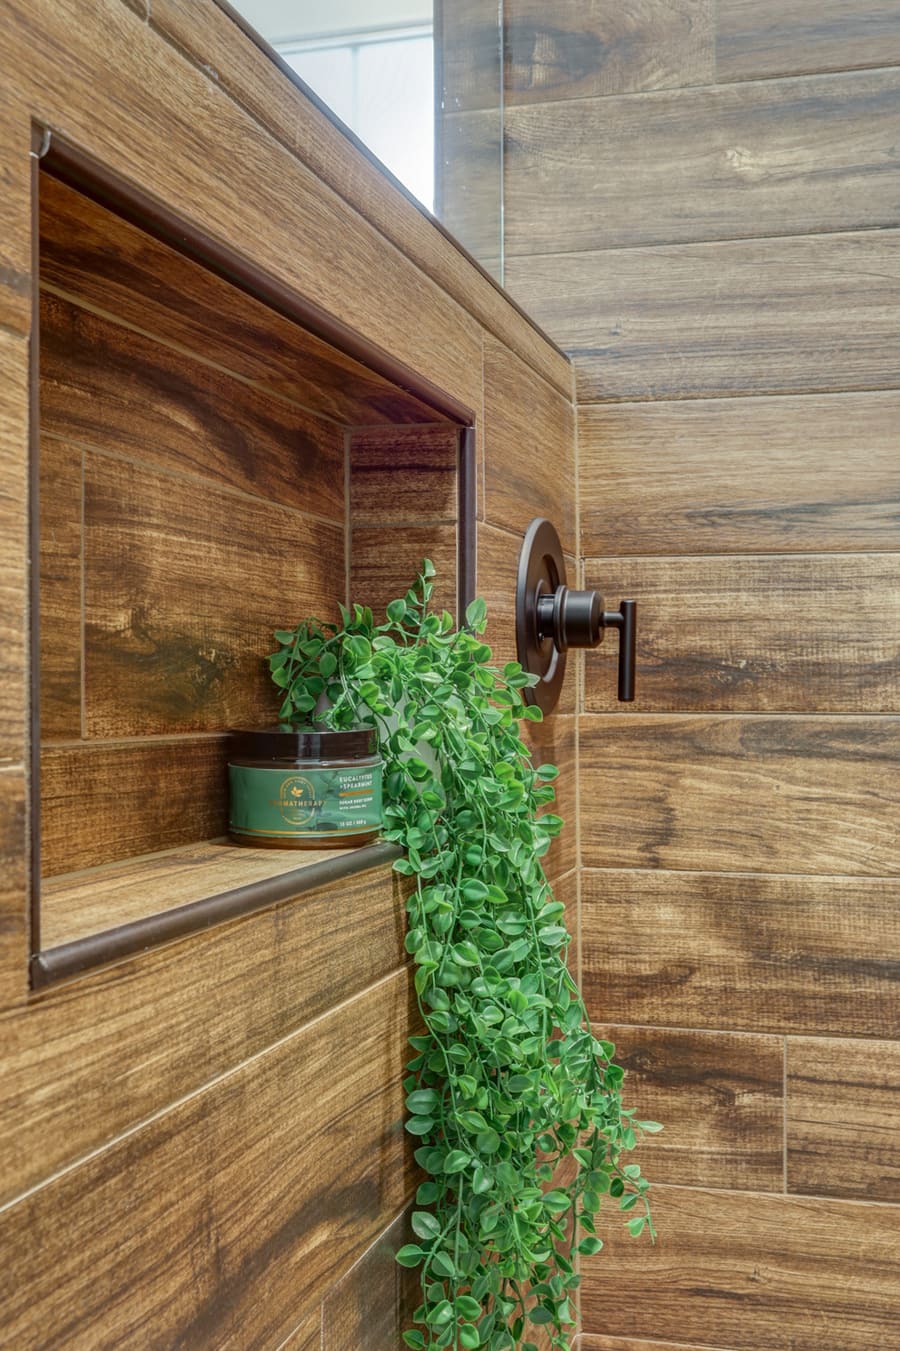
[229,763,382,839]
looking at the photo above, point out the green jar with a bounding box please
[228,725,382,848]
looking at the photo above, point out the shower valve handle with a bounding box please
[535,587,636,702]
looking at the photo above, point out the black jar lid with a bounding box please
[229,724,378,761]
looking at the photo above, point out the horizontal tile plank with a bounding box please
[322,1208,411,1349]
[351,524,457,622]
[604,1023,783,1191]
[1,865,406,1204]
[0,89,31,337]
[583,555,900,713]
[82,454,343,737]
[41,738,228,876]
[787,1035,900,1202]
[506,232,900,402]
[579,1338,737,1351]
[0,768,27,1011]
[581,715,900,875]
[350,425,458,525]
[505,68,900,253]
[581,1185,900,1350]
[278,1309,322,1350]
[38,174,445,428]
[504,0,715,102]
[0,330,28,762]
[482,336,575,552]
[149,0,572,398]
[38,436,82,739]
[582,868,900,1038]
[8,0,484,417]
[41,294,346,521]
[0,970,416,1347]
[717,0,900,81]
[526,715,577,881]
[579,392,900,556]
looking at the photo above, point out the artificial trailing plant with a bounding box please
[269,562,658,1351]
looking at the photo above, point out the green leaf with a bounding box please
[411,1211,442,1240]
[443,1150,471,1174]
[465,596,488,630]
[273,630,296,645]
[395,1244,427,1267]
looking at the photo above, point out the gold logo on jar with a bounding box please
[279,775,316,826]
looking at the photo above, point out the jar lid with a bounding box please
[229,724,378,760]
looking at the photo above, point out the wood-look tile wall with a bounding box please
[478,1,900,1346]
[0,2,576,1345]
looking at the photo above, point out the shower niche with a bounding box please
[32,141,472,986]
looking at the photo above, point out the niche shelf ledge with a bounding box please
[33,838,403,989]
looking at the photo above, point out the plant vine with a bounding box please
[269,562,658,1351]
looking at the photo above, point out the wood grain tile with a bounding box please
[582,868,900,1038]
[351,524,457,622]
[504,0,715,102]
[0,970,416,1348]
[40,737,227,877]
[581,1185,900,1350]
[482,336,576,553]
[39,837,369,950]
[581,715,900,875]
[439,110,504,264]
[0,89,31,338]
[350,425,458,525]
[82,454,343,737]
[579,392,900,556]
[506,231,900,402]
[787,1036,900,1202]
[277,1308,322,1351]
[148,0,572,400]
[0,330,28,762]
[526,714,577,882]
[1,865,406,1204]
[322,1208,412,1350]
[583,555,900,713]
[579,1338,737,1350]
[40,294,346,521]
[438,0,502,112]
[718,0,900,81]
[9,0,485,418]
[475,522,579,715]
[38,436,82,740]
[0,768,27,1011]
[38,174,446,429]
[504,68,900,254]
[604,1024,783,1191]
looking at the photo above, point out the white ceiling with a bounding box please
[235,0,433,43]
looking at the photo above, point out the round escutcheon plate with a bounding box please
[515,517,568,714]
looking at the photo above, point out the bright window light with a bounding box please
[278,24,434,211]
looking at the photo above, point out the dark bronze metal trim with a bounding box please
[27,125,45,958]
[208,0,567,362]
[31,841,403,989]
[38,131,476,427]
[457,426,477,619]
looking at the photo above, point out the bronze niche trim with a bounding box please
[28,125,46,958]
[38,130,476,427]
[458,426,477,619]
[31,841,403,989]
